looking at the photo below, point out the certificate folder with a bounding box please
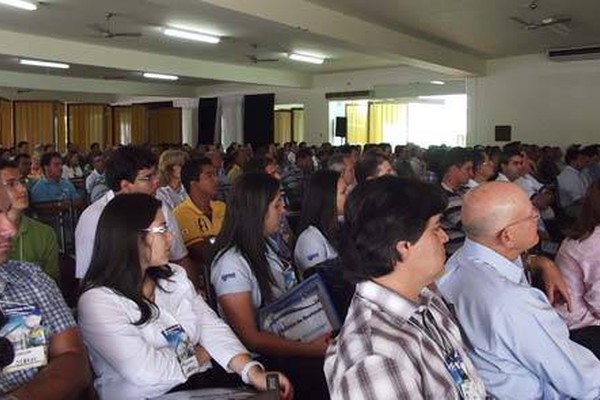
[258,274,341,342]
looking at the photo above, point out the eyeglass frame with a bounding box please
[140,224,169,235]
[497,207,540,235]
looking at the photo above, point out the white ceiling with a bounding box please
[307,0,600,58]
[0,0,598,99]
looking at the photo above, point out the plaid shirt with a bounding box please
[441,183,467,256]
[324,281,486,400]
[0,260,76,394]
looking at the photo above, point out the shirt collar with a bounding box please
[16,215,31,235]
[565,165,580,174]
[460,238,524,284]
[356,280,435,324]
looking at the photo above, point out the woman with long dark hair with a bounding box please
[210,172,330,399]
[555,181,600,358]
[78,193,292,400]
[294,170,347,273]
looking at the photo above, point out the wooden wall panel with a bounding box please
[131,105,148,145]
[149,107,181,144]
[0,99,12,148]
[68,104,107,152]
[113,106,132,145]
[14,101,56,146]
[56,103,67,153]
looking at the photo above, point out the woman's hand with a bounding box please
[248,368,294,400]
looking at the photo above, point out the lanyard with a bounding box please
[409,309,455,358]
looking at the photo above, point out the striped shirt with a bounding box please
[324,281,486,400]
[441,183,466,256]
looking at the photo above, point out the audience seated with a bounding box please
[156,149,189,211]
[225,149,247,184]
[325,176,486,400]
[281,148,314,211]
[210,172,329,399]
[558,146,590,217]
[295,170,345,274]
[582,145,600,183]
[355,151,395,183]
[173,157,225,262]
[13,153,32,188]
[439,182,600,399]
[439,147,473,255]
[85,152,108,203]
[0,161,59,281]
[75,146,196,287]
[0,178,91,399]
[555,181,600,359]
[61,152,83,180]
[29,152,82,208]
[497,146,524,182]
[466,148,495,189]
[77,193,292,400]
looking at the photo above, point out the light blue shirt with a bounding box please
[29,177,80,203]
[438,238,600,400]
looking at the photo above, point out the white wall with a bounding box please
[468,54,600,146]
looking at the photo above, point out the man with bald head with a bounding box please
[438,182,600,399]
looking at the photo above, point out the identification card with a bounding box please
[0,302,48,374]
[161,324,201,378]
[445,349,476,400]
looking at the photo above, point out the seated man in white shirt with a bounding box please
[75,145,198,287]
[438,182,600,399]
[497,146,524,182]
[557,146,589,217]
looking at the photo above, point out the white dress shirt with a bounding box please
[294,225,338,273]
[156,185,188,211]
[78,264,247,400]
[557,165,588,208]
[75,190,188,279]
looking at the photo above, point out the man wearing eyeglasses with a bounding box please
[438,182,600,399]
[75,146,196,287]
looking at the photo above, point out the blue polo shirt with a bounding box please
[29,177,80,204]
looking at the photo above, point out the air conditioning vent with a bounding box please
[548,45,600,61]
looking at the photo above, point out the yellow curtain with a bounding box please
[113,106,132,145]
[368,102,407,144]
[104,106,114,148]
[148,107,182,144]
[56,103,67,153]
[292,109,305,142]
[274,110,292,144]
[0,99,12,148]
[345,103,368,145]
[68,104,106,152]
[14,101,56,146]
[131,105,148,145]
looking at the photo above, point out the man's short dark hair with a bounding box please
[441,147,470,175]
[499,146,522,167]
[342,176,447,283]
[0,159,17,172]
[17,141,28,149]
[14,153,31,163]
[40,152,62,168]
[296,148,312,160]
[565,145,582,165]
[181,157,213,193]
[105,145,157,191]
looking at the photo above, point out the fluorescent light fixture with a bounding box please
[0,0,37,10]
[143,72,179,81]
[19,59,69,69]
[430,80,445,85]
[163,28,220,44]
[288,53,325,64]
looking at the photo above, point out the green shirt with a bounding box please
[9,215,60,281]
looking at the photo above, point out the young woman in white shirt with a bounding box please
[78,193,292,400]
[294,170,347,274]
[210,172,331,399]
[62,152,84,180]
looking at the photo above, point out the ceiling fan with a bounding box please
[89,12,143,39]
[510,15,572,31]
[245,55,279,64]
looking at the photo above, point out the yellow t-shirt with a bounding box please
[173,198,226,247]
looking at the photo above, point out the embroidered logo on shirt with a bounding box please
[306,252,320,261]
[221,273,236,282]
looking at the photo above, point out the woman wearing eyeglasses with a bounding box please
[77,193,292,400]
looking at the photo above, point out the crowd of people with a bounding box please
[0,137,599,399]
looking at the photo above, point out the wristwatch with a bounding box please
[240,360,265,385]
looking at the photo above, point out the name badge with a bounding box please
[445,349,479,400]
[162,324,201,378]
[1,302,48,374]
